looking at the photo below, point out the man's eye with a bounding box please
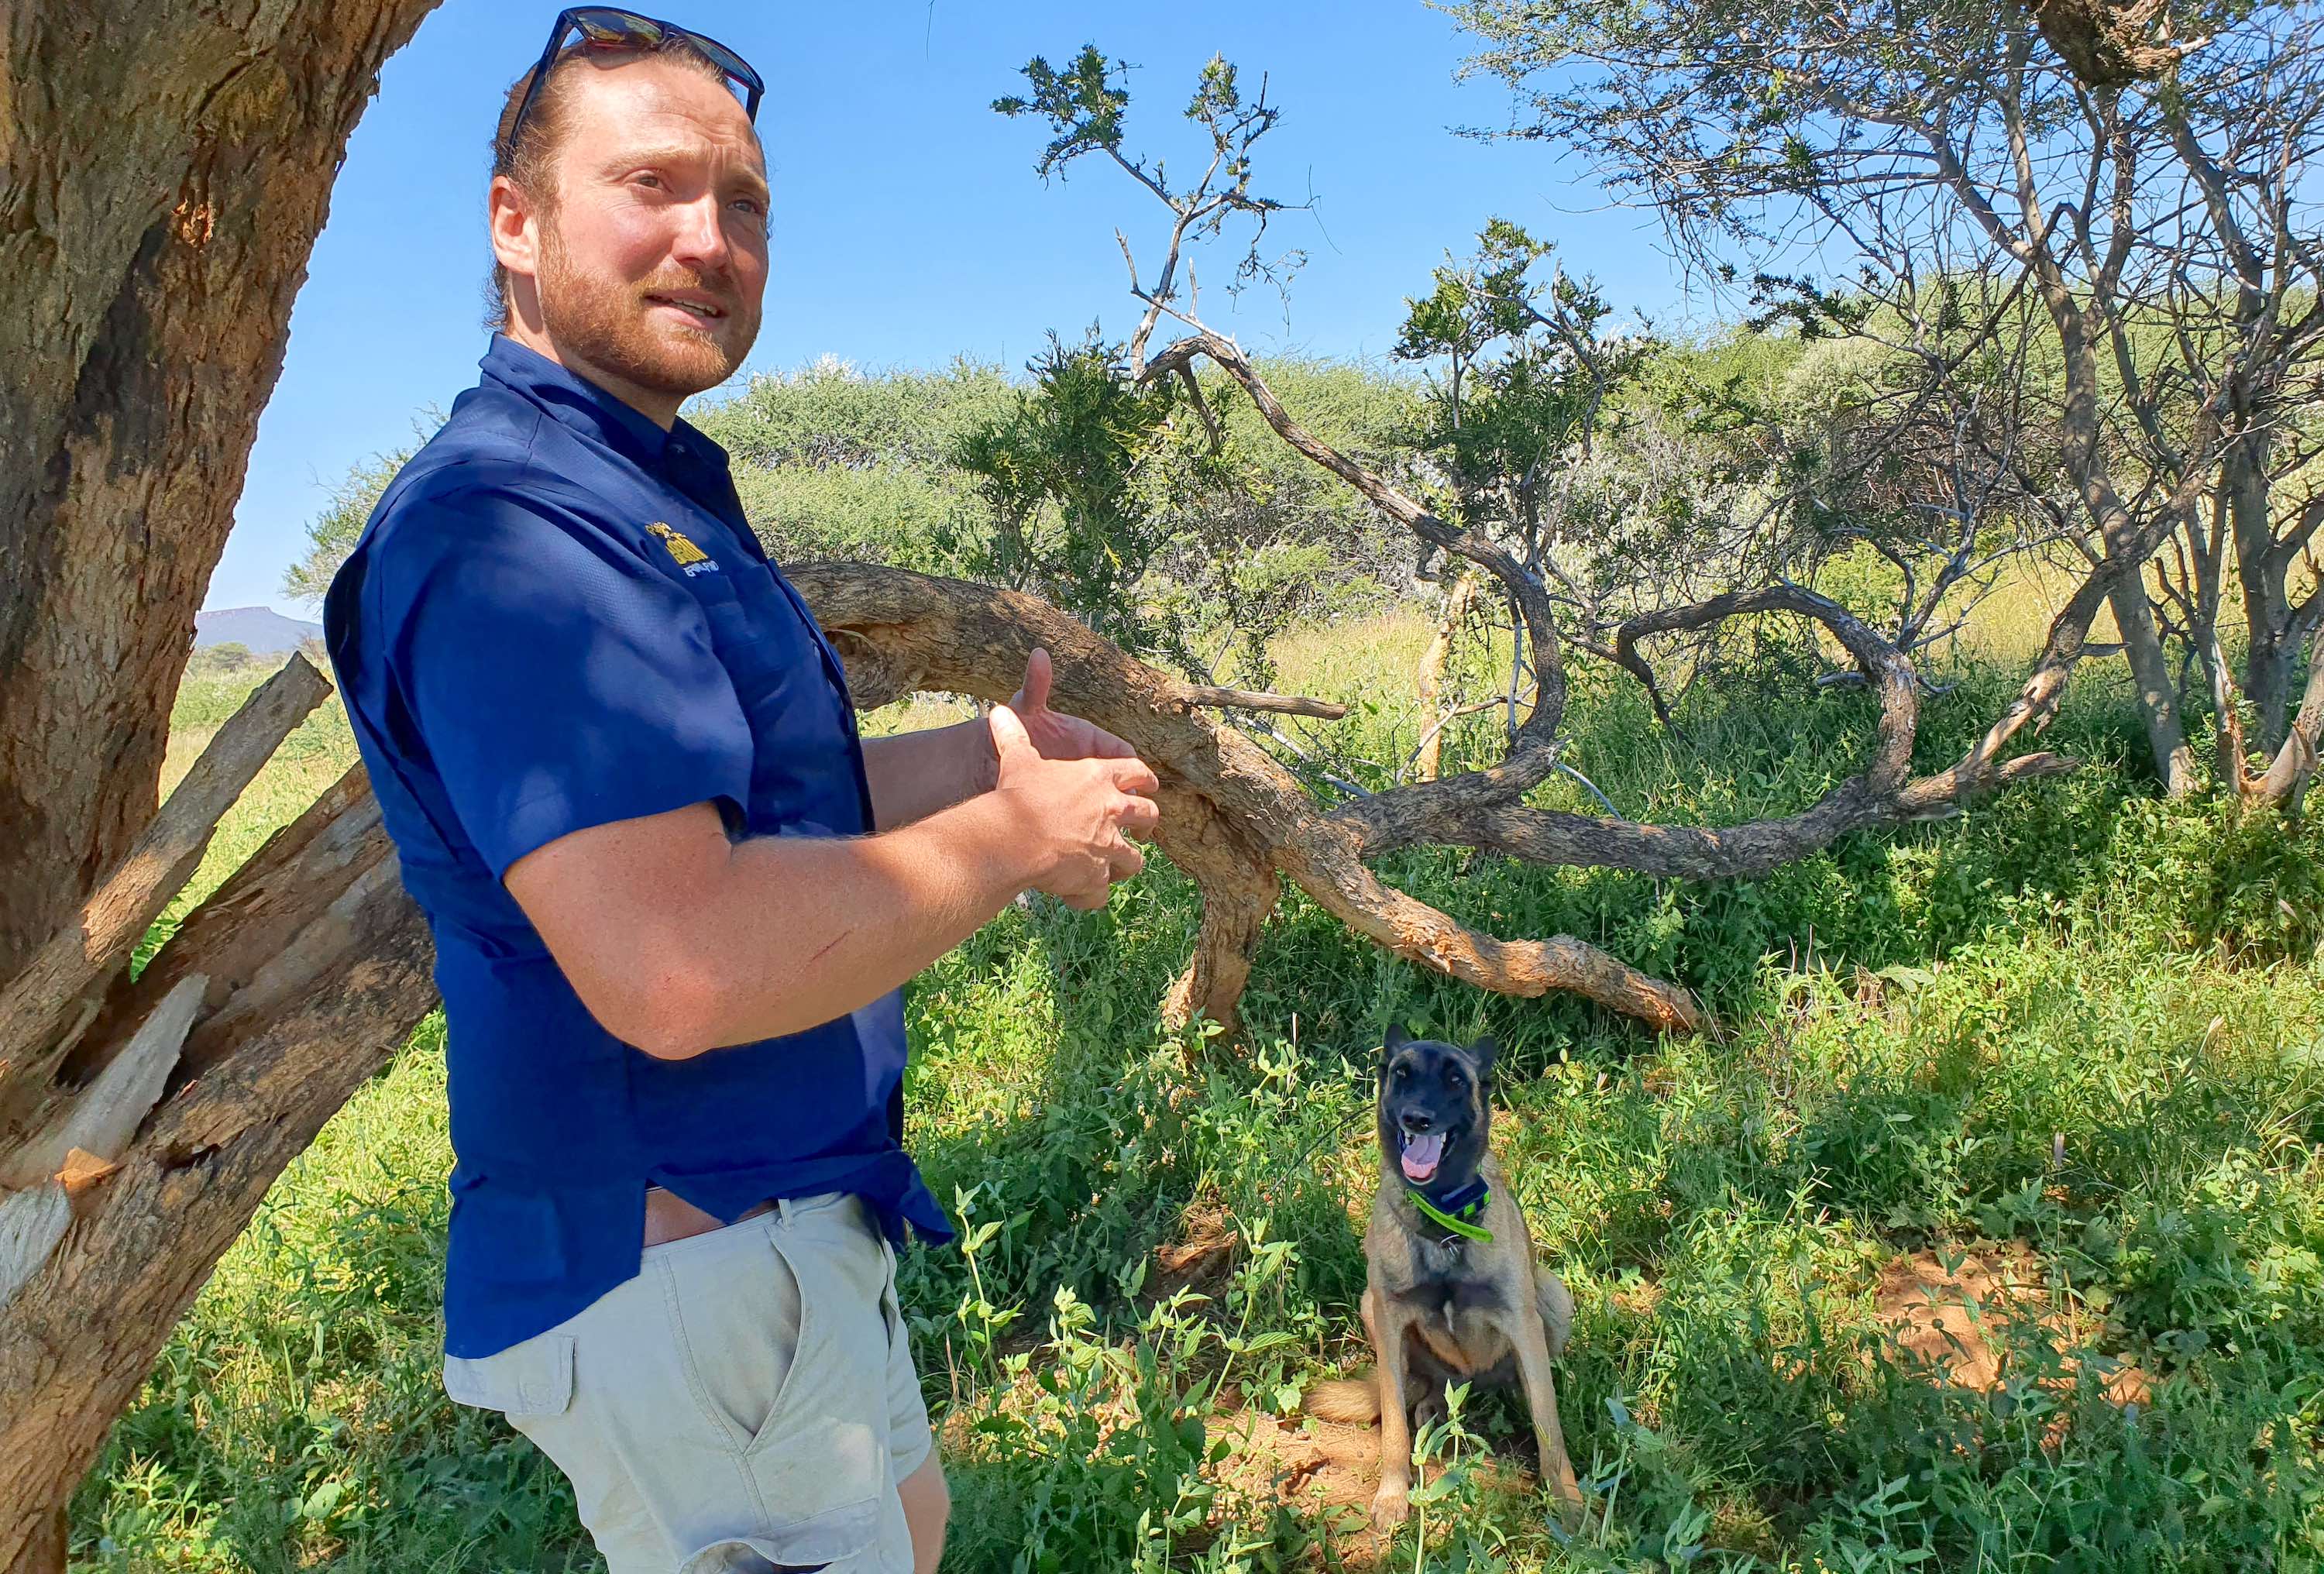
[631,172,665,190]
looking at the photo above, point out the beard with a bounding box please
[535,224,761,403]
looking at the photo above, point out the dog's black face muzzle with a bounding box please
[1377,1034,1492,1192]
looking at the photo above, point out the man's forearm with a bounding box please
[649,792,1032,1054]
[861,718,996,830]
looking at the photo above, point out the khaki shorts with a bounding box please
[443,1192,933,1573]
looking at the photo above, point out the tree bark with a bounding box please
[1415,572,1480,782]
[2109,571,2198,796]
[0,0,442,981]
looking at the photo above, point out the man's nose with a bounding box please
[669,194,732,273]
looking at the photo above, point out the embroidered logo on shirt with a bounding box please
[647,522,720,577]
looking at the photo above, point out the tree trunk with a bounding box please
[0,0,442,980]
[1415,572,1480,782]
[2109,570,2197,796]
[0,5,442,1566]
[2226,425,2295,754]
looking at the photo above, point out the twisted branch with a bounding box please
[790,564,1701,1033]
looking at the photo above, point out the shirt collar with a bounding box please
[479,334,728,475]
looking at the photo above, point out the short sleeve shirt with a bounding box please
[325,335,951,1358]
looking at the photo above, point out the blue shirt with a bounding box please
[325,335,952,1359]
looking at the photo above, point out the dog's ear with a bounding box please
[1376,1018,1413,1069]
[1468,1036,1499,1082]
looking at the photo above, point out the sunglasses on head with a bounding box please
[505,7,764,152]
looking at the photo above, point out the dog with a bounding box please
[1306,1026,1582,1529]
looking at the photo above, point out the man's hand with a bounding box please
[1000,647,1140,769]
[862,647,1143,833]
[988,701,1160,910]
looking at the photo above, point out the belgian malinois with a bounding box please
[1306,1026,1582,1528]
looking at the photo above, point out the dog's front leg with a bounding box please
[1511,1301,1584,1519]
[1367,1286,1416,1531]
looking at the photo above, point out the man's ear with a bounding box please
[488,174,544,306]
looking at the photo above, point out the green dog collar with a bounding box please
[1407,1185,1493,1243]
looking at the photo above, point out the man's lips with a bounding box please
[644,291,728,321]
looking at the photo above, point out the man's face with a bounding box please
[514,56,771,404]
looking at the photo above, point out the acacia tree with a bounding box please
[1375,226,2064,736]
[1449,0,2324,806]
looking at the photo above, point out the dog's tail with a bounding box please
[1303,1373,1382,1425]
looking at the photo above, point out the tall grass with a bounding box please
[70,625,2324,1572]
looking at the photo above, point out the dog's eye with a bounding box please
[1392,1064,1410,1082]
[1446,1073,1466,1093]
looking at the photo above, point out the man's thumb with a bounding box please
[988,701,1034,761]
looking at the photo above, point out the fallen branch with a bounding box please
[793,563,1703,1033]
[1173,685,1348,720]
[0,765,435,1574]
[0,655,328,1129]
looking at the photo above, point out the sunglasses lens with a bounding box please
[535,9,760,120]
[571,9,661,47]
[692,36,759,92]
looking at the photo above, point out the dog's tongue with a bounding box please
[1400,1132,1445,1182]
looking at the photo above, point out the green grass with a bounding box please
[69,627,2324,1573]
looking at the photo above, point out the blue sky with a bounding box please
[209,0,1695,616]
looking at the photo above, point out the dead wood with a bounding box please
[0,655,328,1132]
[793,563,1702,1033]
[0,974,203,1191]
[1175,686,1349,720]
[0,765,434,1574]
[1415,572,1481,782]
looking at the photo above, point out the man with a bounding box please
[323,12,1160,1572]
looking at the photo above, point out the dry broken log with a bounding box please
[0,656,328,1145]
[0,974,204,1193]
[0,765,435,1574]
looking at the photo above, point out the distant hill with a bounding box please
[193,607,321,654]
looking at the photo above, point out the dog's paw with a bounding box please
[1370,1482,1411,1531]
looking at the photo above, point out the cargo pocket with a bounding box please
[442,1332,576,1418]
[724,1230,889,1569]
